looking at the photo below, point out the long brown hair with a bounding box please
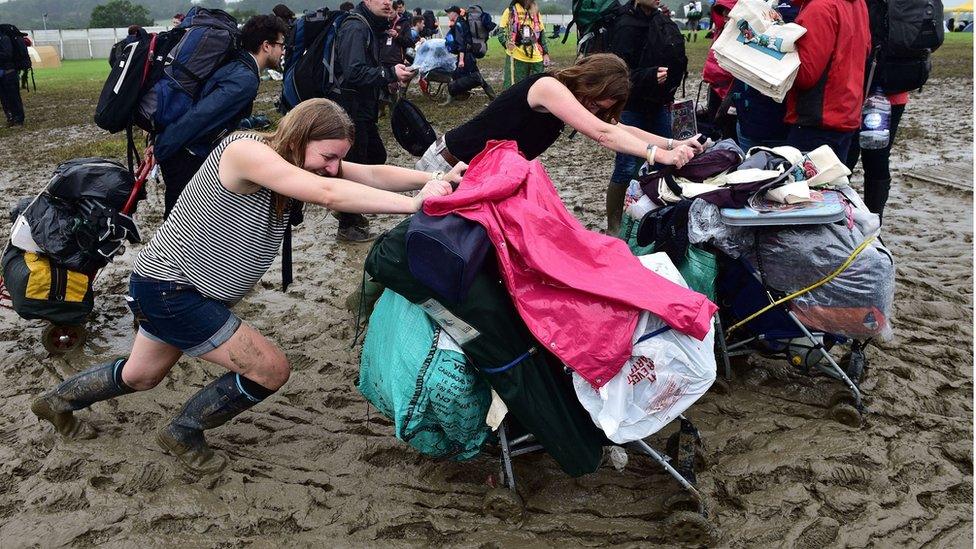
[551,53,631,124]
[259,98,356,219]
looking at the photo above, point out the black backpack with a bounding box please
[95,32,154,134]
[867,0,944,93]
[0,24,31,71]
[391,96,436,157]
[280,10,369,113]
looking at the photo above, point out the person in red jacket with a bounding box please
[785,0,871,162]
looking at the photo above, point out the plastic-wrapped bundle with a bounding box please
[744,220,895,340]
[687,199,753,258]
[409,38,456,76]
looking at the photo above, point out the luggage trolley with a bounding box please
[711,190,872,426]
[0,152,156,354]
[487,412,715,544]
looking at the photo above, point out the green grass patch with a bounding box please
[931,32,974,80]
[32,59,111,91]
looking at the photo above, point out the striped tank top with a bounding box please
[133,133,289,304]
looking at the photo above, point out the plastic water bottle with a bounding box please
[859,89,891,150]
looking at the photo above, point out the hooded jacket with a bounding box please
[785,0,871,131]
[333,2,399,123]
[153,51,259,161]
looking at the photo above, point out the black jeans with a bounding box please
[0,70,24,124]
[158,148,206,219]
[845,103,906,219]
[786,125,855,164]
[338,121,387,230]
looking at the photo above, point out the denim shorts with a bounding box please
[127,273,241,357]
[611,108,673,185]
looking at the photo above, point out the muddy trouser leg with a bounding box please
[0,71,24,123]
[338,121,387,232]
[157,372,275,475]
[31,358,135,439]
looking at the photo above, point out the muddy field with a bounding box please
[0,51,972,547]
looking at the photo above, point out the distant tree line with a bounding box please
[0,0,572,29]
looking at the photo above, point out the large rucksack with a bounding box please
[283,8,331,72]
[563,0,627,55]
[0,24,31,71]
[95,32,155,134]
[151,8,240,130]
[867,0,944,93]
[465,5,496,58]
[14,158,140,273]
[1,246,95,327]
[279,9,369,114]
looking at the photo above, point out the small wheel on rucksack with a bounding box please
[42,324,87,355]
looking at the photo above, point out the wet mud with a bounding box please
[0,78,971,547]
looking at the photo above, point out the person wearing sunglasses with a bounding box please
[153,15,290,218]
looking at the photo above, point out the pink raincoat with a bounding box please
[424,141,718,388]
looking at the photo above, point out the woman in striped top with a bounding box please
[31,99,462,475]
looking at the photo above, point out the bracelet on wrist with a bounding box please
[667,138,674,151]
[432,170,444,181]
[646,145,658,165]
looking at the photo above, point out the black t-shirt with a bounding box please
[444,73,565,163]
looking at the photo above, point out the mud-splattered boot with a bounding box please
[156,372,272,476]
[31,357,134,440]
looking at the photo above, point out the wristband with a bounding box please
[432,170,445,181]
[667,138,674,151]
[646,145,658,165]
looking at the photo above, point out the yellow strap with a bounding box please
[726,235,877,335]
[23,252,52,300]
[22,252,89,302]
[64,270,89,302]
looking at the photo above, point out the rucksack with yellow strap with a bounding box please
[1,246,94,326]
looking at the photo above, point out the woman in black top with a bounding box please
[417,54,703,173]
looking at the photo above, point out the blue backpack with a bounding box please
[150,7,240,130]
[279,10,369,114]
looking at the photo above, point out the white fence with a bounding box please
[23,16,580,61]
[25,27,169,60]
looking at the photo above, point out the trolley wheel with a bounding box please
[664,511,716,545]
[666,433,708,473]
[42,324,87,354]
[483,487,524,523]
[828,402,862,427]
[710,377,731,395]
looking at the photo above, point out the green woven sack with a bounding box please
[358,289,490,460]
[619,213,718,301]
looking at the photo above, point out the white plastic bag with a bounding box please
[572,254,716,444]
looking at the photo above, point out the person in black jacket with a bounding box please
[0,24,29,127]
[332,0,416,241]
[605,0,687,235]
